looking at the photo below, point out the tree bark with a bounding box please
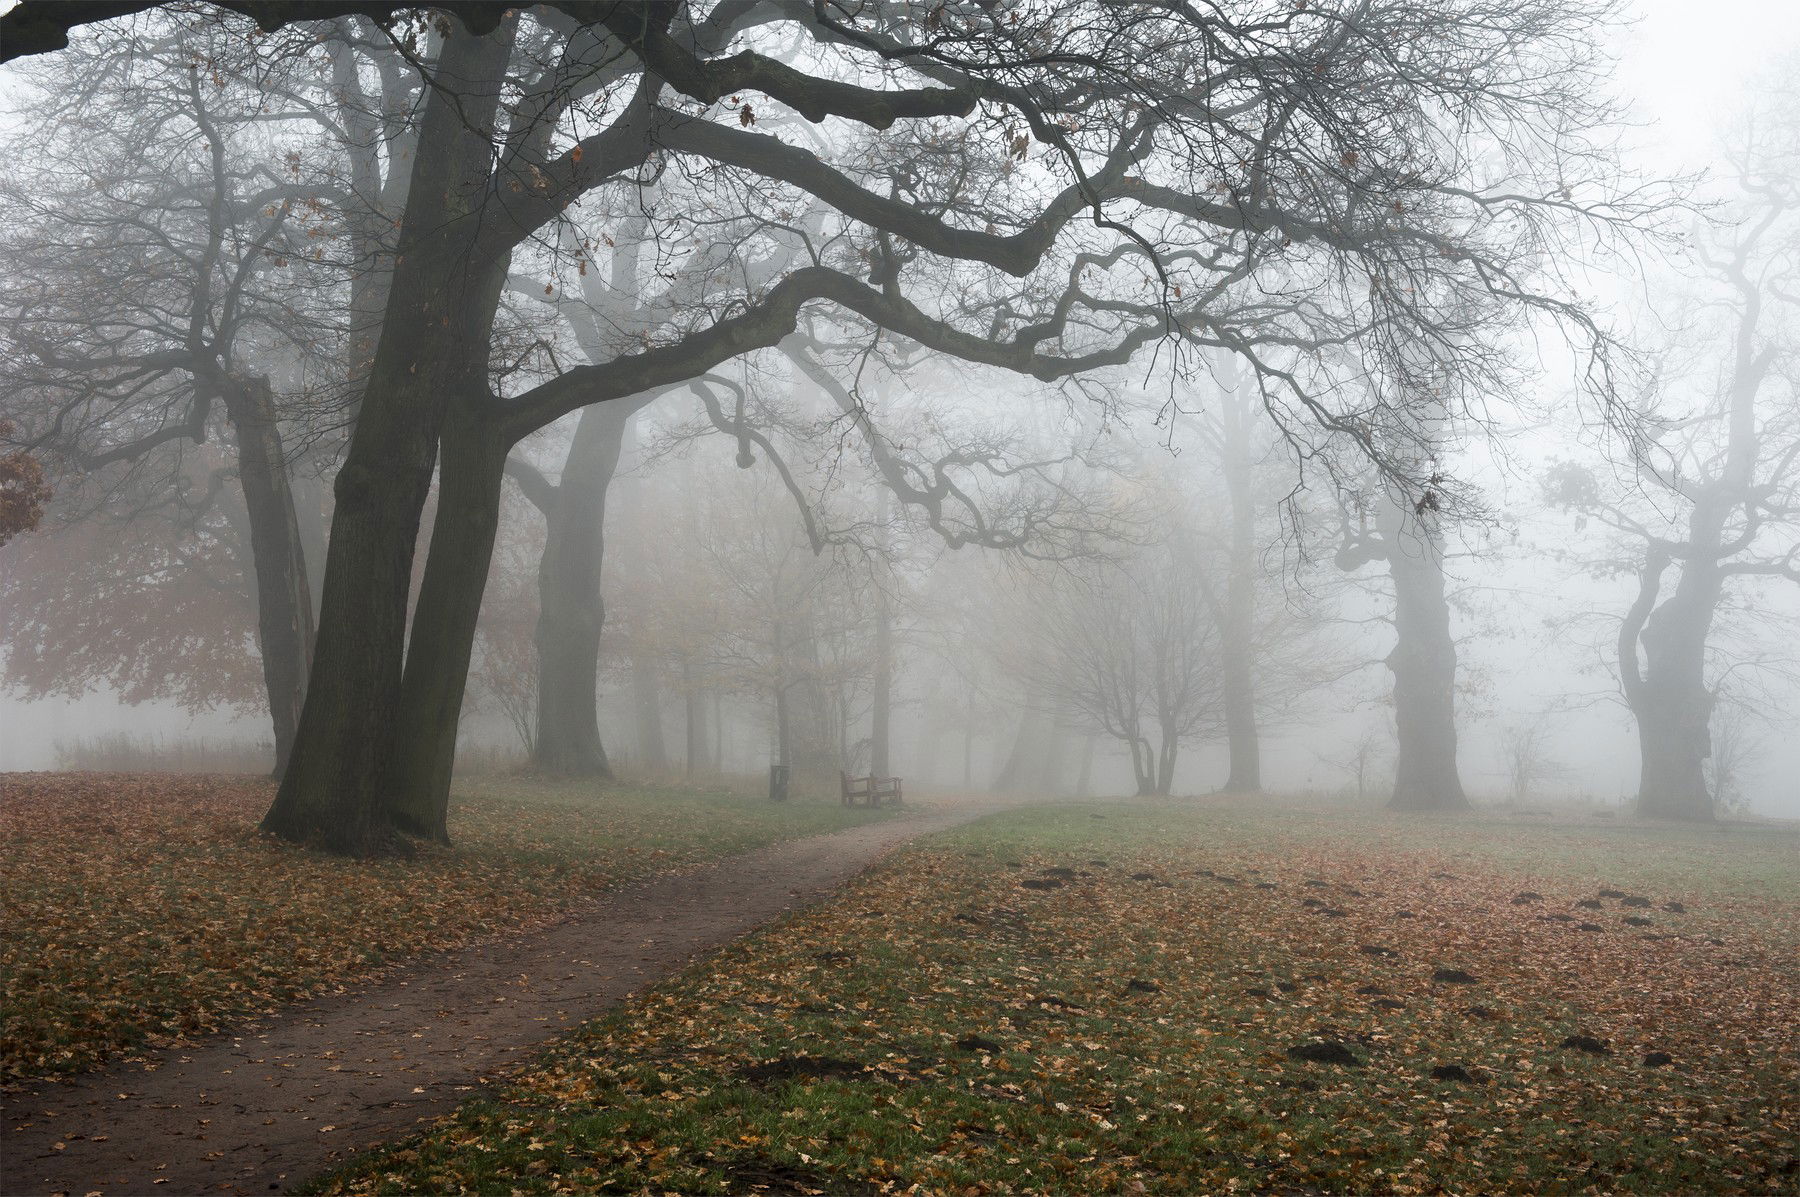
[531,401,636,776]
[1380,490,1469,812]
[1628,557,1719,821]
[260,23,515,854]
[220,377,316,778]
[384,400,510,841]
[1217,395,1261,793]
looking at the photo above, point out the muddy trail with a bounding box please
[3,803,999,1196]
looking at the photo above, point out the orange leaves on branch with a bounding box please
[0,420,52,547]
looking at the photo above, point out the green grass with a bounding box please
[0,771,897,1083]
[308,798,1800,1196]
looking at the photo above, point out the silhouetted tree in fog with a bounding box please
[1546,111,1799,820]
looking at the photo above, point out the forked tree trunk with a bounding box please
[532,401,635,776]
[1129,735,1156,797]
[1155,716,1179,796]
[221,377,316,779]
[385,401,511,841]
[1380,492,1469,812]
[260,24,515,854]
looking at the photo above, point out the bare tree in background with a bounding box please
[1010,500,1225,797]
[1546,105,1799,821]
[1499,717,1560,804]
[1704,690,1762,815]
[0,17,416,773]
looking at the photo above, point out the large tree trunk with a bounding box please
[1381,492,1469,812]
[532,401,635,776]
[1218,418,1261,793]
[260,24,514,854]
[1218,627,1259,793]
[1628,559,1719,821]
[385,401,510,841]
[221,377,315,778]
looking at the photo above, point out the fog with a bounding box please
[1,0,1796,823]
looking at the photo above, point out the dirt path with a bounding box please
[3,803,997,1196]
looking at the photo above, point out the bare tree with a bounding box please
[1010,504,1225,797]
[1545,109,1799,821]
[1334,471,1473,811]
[1499,717,1561,804]
[0,16,415,773]
[1704,690,1762,815]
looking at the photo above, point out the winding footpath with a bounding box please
[3,802,998,1196]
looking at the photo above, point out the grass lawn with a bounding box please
[309,797,1799,1196]
[0,771,897,1084]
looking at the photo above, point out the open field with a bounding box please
[309,798,1800,1196]
[0,772,898,1083]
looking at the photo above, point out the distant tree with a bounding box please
[0,16,415,773]
[1704,691,1762,815]
[1317,719,1393,803]
[1545,115,1799,821]
[1180,352,1351,793]
[1011,504,1225,797]
[464,488,546,758]
[1334,470,1473,812]
[0,452,267,716]
[1499,717,1560,804]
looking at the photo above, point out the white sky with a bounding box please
[1616,0,1800,170]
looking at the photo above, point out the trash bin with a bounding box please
[768,763,790,802]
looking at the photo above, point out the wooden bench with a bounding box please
[840,770,903,807]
